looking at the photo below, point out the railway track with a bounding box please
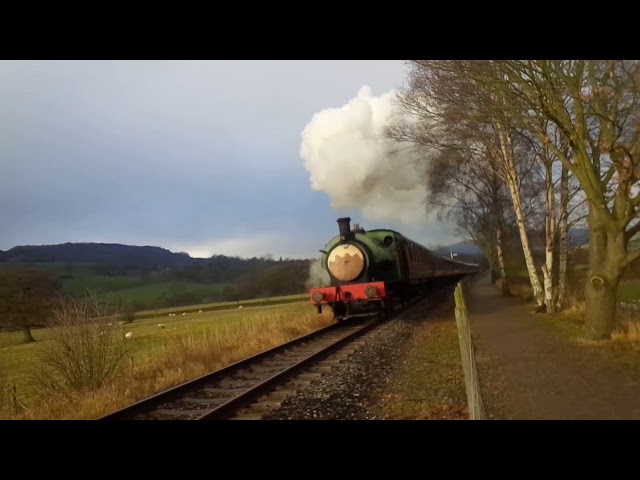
[99,317,383,420]
[99,288,447,421]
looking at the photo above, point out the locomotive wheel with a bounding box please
[384,296,393,316]
[332,303,347,322]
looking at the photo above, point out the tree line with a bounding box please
[385,60,640,340]
[0,257,313,342]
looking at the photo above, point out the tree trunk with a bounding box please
[495,227,507,281]
[506,177,544,305]
[555,165,569,311]
[495,124,545,306]
[541,158,555,312]
[22,324,36,344]
[584,207,623,340]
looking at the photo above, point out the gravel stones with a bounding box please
[264,293,450,420]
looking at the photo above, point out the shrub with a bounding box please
[30,293,131,396]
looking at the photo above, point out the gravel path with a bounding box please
[470,276,640,419]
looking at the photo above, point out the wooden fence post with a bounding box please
[454,280,486,420]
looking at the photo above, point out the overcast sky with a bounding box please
[0,60,459,259]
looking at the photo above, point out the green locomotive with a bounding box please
[309,217,479,320]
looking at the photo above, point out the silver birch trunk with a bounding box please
[496,227,507,280]
[542,157,556,312]
[495,122,545,306]
[555,165,569,311]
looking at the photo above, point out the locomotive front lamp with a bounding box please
[364,285,377,298]
[312,291,324,303]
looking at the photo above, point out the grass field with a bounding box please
[73,279,231,309]
[134,293,309,318]
[0,300,318,372]
[0,261,235,309]
[62,274,147,296]
[617,280,640,302]
[0,299,333,419]
[376,314,467,420]
[96,281,228,306]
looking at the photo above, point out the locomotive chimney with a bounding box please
[337,217,352,240]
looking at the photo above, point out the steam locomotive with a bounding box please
[309,217,480,321]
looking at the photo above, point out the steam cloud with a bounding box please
[305,259,331,289]
[300,85,429,226]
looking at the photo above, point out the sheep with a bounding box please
[118,321,125,325]
[182,312,186,316]
[168,313,173,317]
[238,305,243,309]
[158,323,166,329]
[198,310,203,313]
[125,332,133,339]
[107,323,113,326]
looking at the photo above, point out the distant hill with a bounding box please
[0,242,194,267]
[568,227,588,246]
[436,240,483,257]
[0,227,591,268]
[435,227,590,259]
[0,242,313,309]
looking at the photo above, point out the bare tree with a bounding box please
[0,267,60,343]
[387,61,546,307]
[555,148,588,309]
[490,60,640,339]
[423,142,514,282]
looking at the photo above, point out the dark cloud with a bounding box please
[0,60,457,257]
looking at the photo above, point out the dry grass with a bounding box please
[506,280,533,300]
[611,321,640,346]
[10,308,333,420]
[556,295,586,324]
[0,370,14,419]
[375,299,467,420]
[547,290,640,363]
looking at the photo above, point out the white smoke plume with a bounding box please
[300,85,430,226]
[305,258,331,289]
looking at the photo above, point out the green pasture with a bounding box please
[96,281,228,306]
[505,264,640,301]
[617,280,640,302]
[134,293,309,318]
[0,262,234,309]
[0,299,317,392]
[63,275,147,296]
